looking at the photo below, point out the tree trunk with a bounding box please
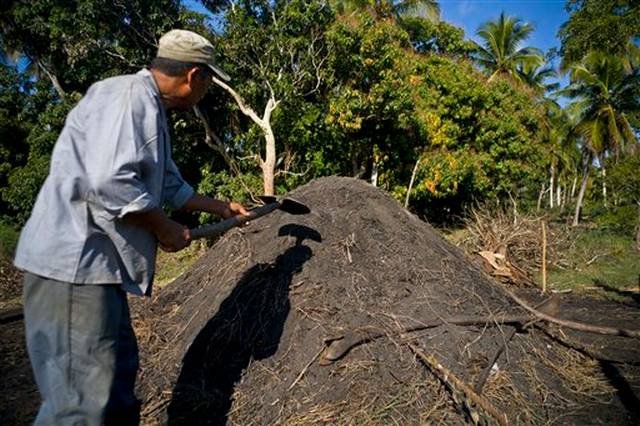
[370,163,379,187]
[556,184,561,208]
[405,157,421,208]
[192,106,238,174]
[549,165,555,209]
[537,183,546,212]
[572,156,591,227]
[570,175,577,199]
[37,59,65,99]
[601,162,607,208]
[261,125,277,196]
[210,76,279,196]
[636,202,640,253]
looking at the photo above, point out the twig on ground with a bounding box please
[475,296,557,394]
[288,346,325,391]
[407,342,510,426]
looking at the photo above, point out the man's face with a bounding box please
[188,69,212,106]
[175,67,212,109]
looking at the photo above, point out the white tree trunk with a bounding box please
[601,163,607,208]
[371,162,379,187]
[261,125,277,195]
[405,158,421,208]
[557,184,561,207]
[537,183,546,212]
[549,165,555,208]
[211,76,280,195]
[570,176,577,199]
[573,157,591,227]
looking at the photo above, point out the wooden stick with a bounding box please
[288,346,324,391]
[321,313,536,363]
[501,287,640,338]
[0,306,23,324]
[474,297,555,394]
[407,343,510,426]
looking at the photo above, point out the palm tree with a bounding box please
[472,12,543,82]
[518,62,559,96]
[561,51,640,225]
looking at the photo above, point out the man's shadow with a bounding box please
[167,224,321,425]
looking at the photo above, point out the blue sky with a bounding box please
[439,0,569,53]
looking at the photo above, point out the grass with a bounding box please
[545,227,640,303]
[154,241,208,288]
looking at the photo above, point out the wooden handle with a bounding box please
[189,202,281,240]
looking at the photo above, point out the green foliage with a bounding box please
[559,0,640,66]
[1,96,78,224]
[0,220,19,259]
[1,0,182,93]
[563,51,640,158]
[608,151,640,204]
[401,17,474,56]
[472,12,544,82]
[196,167,262,224]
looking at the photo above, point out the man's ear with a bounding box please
[186,67,201,85]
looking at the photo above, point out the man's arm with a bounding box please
[181,193,249,219]
[122,208,190,252]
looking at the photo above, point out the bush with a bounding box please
[0,220,19,259]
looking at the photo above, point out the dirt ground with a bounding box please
[1,176,639,425]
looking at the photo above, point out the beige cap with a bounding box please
[157,29,230,81]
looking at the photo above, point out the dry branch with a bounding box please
[407,343,510,426]
[321,313,536,363]
[502,287,640,338]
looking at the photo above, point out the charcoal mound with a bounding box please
[134,176,639,425]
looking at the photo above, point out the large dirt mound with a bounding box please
[134,177,639,425]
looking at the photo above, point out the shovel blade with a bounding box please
[258,195,310,215]
[280,198,310,215]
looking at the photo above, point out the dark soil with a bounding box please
[132,177,640,425]
[1,177,639,425]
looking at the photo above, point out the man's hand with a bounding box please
[123,208,191,252]
[181,194,250,220]
[221,201,249,219]
[157,220,191,252]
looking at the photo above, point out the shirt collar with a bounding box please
[137,68,168,121]
[137,68,162,100]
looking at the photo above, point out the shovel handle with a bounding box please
[189,202,281,240]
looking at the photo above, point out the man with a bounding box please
[13,29,248,425]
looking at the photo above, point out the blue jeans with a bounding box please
[23,273,140,425]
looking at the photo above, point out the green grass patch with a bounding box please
[546,228,640,303]
[154,241,207,288]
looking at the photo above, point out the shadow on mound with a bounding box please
[167,224,321,425]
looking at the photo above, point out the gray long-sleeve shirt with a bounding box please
[14,69,194,296]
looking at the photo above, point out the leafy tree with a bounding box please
[401,17,475,56]
[198,0,334,195]
[0,0,182,97]
[559,0,640,66]
[562,51,640,224]
[607,151,640,249]
[472,12,543,82]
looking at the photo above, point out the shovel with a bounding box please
[189,196,310,240]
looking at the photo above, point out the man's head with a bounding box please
[151,29,230,109]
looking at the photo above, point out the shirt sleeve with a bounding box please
[83,81,159,220]
[162,156,194,210]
